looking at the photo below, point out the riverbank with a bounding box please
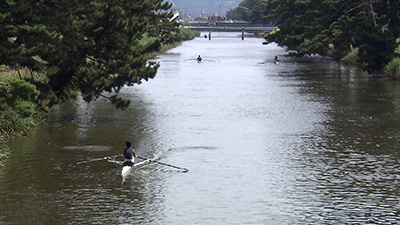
[0,67,44,162]
[149,28,200,58]
[340,46,400,79]
[0,28,200,158]
[0,69,43,137]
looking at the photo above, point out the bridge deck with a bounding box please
[184,25,277,33]
[183,21,277,33]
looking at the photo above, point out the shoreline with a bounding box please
[0,28,200,156]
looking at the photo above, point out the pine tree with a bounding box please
[226,0,269,24]
[264,0,400,73]
[0,0,178,109]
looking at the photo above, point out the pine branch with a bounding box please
[326,0,353,24]
[71,76,112,101]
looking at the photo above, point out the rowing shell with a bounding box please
[121,158,151,177]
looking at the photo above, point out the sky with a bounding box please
[168,0,242,17]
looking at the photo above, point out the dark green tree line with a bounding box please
[264,0,400,74]
[0,0,179,109]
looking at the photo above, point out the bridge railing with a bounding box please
[183,21,277,33]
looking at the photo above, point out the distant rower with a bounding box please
[274,56,280,64]
[197,55,202,62]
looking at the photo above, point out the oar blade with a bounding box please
[69,154,120,167]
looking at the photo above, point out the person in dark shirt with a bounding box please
[122,141,137,166]
[274,56,280,64]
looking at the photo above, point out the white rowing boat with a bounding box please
[121,158,151,177]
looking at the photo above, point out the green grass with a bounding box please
[340,48,359,66]
[385,57,400,80]
[0,66,47,82]
[1,68,44,139]
[395,38,400,55]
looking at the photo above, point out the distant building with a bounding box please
[200,10,208,17]
[208,13,224,21]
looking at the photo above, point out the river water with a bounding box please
[1,32,400,224]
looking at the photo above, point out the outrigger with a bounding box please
[120,158,151,177]
[114,156,188,176]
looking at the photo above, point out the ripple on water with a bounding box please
[287,133,400,224]
[62,145,113,152]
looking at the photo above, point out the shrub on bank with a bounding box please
[385,57,400,80]
[151,28,200,56]
[0,106,41,136]
[177,28,201,41]
[341,48,359,66]
[0,77,43,138]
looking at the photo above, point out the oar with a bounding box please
[69,154,120,166]
[137,156,189,172]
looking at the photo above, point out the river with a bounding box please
[1,32,400,224]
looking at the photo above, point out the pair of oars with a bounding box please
[70,155,189,173]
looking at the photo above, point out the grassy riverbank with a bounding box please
[0,67,44,138]
[148,28,201,58]
[340,42,400,79]
[385,42,400,79]
[0,67,45,164]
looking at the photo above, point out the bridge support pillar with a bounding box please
[242,28,244,40]
[209,29,211,40]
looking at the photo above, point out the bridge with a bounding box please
[183,21,277,34]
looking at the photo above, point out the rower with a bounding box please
[274,56,280,64]
[121,141,137,166]
[197,55,202,62]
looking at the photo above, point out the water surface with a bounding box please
[1,32,400,224]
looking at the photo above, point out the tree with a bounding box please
[354,21,397,73]
[226,0,269,24]
[264,0,400,73]
[0,0,179,109]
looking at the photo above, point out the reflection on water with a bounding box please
[1,33,400,224]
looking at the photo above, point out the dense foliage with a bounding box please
[385,57,400,79]
[0,75,43,140]
[0,0,179,109]
[263,0,400,74]
[226,0,269,24]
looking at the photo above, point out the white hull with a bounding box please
[121,165,133,177]
[121,158,151,177]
